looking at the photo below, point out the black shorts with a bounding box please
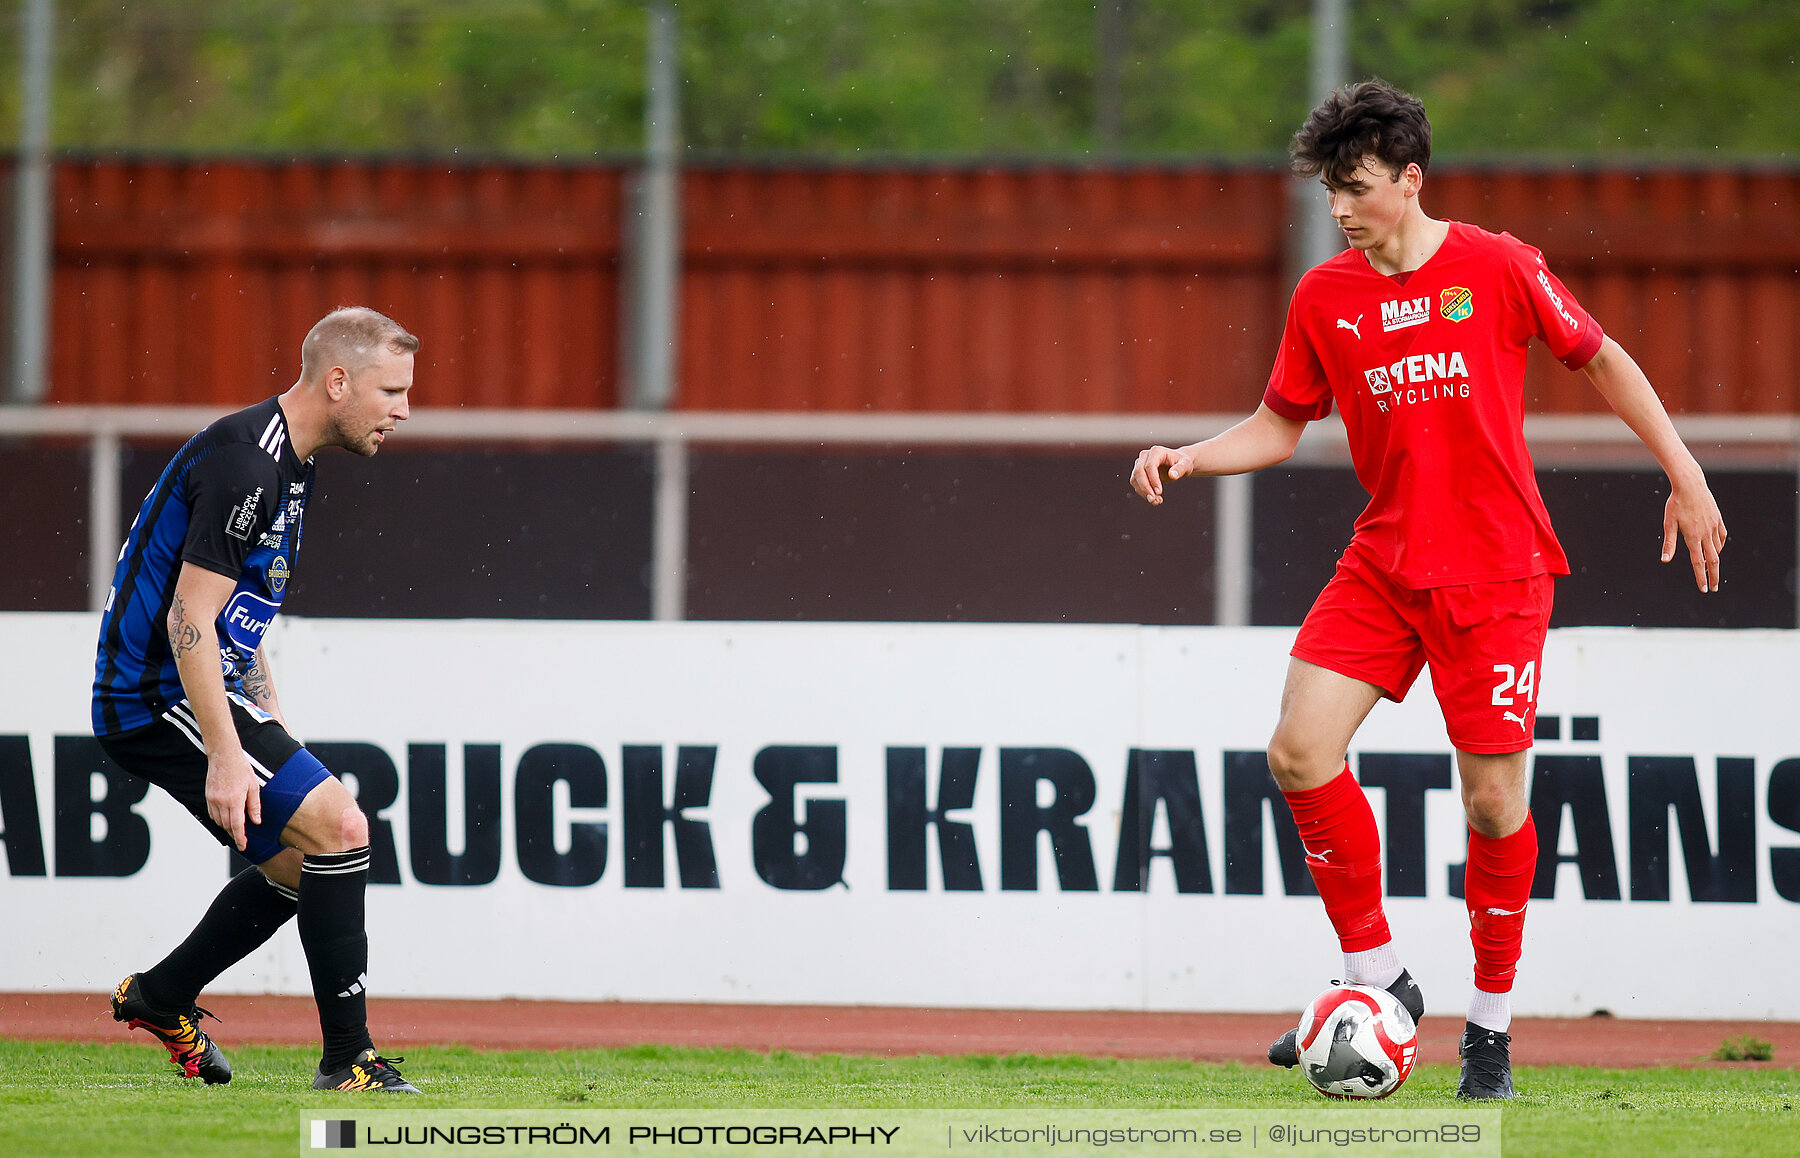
[96,694,331,864]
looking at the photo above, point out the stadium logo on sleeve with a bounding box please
[1535,269,1581,331]
[1440,286,1474,322]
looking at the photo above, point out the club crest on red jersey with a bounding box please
[1440,286,1474,322]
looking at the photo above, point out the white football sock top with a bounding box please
[1343,942,1404,990]
[1467,987,1512,1033]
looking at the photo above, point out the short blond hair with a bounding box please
[300,306,419,381]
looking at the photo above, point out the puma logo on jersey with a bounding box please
[1381,296,1432,332]
[1336,314,1363,339]
[1484,905,1528,917]
[1305,847,1333,866]
[1503,711,1529,731]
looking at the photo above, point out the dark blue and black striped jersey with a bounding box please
[93,398,315,735]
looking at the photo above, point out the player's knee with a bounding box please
[334,804,370,850]
[1265,732,1330,791]
[298,771,370,852]
[1264,738,1302,787]
[1462,783,1524,836]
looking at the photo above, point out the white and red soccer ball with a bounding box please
[1295,983,1419,1099]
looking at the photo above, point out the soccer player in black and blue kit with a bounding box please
[93,307,419,1092]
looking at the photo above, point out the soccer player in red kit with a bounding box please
[1130,80,1726,1099]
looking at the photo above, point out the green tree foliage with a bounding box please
[1,0,1795,158]
[1397,0,1800,155]
[4,0,649,155]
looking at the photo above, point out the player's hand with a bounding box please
[1663,478,1726,593]
[1130,445,1195,505]
[205,751,263,852]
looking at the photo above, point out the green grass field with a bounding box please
[1,1040,1796,1158]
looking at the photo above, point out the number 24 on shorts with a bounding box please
[1490,661,1536,706]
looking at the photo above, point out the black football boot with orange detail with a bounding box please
[312,1048,420,1093]
[110,973,232,1084]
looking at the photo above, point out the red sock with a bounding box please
[1464,816,1538,992]
[1283,766,1390,952]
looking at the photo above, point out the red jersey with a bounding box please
[1263,221,1603,588]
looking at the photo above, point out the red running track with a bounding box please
[4,992,1796,1070]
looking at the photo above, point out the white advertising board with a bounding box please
[2,614,1796,1019]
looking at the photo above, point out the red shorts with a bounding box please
[1291,550,1555,755]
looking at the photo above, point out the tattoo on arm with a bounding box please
[169,592,204,658]
[244,656,272,705]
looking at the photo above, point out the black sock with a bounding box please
[299,847,375,1073]
[138,867,298,1011]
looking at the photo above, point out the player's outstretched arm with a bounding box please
[1130,403,1307,505]
[169,562,263,849]
[1581,336,1728,592]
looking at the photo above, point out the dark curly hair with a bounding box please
[1290,79,1431,188]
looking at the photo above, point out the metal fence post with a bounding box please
[622,1,682,411]
[1286,0,1350,288]
[7,0,55,405]
[653,432,689,621]
[1213,473,1253,627]
[87,426,120,611]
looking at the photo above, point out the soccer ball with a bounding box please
[1295,983,1418,1099]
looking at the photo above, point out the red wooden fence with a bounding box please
[1432,167,1800,414]
[27,158,1800,413]
[46,160,624,408]
[677,166,1285,414]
